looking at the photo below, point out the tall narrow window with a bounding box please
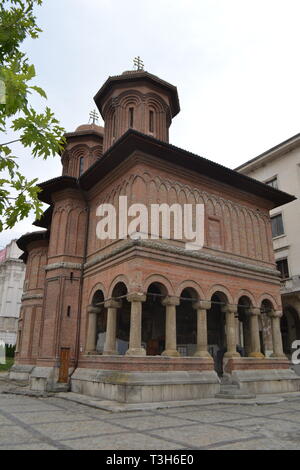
[129,107,134,128]
[112,114,116,139]
[79,157,84,176]
[149,110,154,133]
[271,213,284,238]
[276,258,290,279]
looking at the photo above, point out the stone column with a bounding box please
[248,307,264,358]
[103,300,121,355]
[270,310,286,358]
[161,296,180,357]
[222,305,241,358]
[85,306,99,353]
[193,300,212,358]
[126,293,146,356]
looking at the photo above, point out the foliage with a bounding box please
[5,343,15,358]
[0,0,65,231]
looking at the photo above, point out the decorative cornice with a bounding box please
[45,262,82,272]
[21,293,43,301]
[84,239,279,277]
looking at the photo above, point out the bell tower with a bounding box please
[94,59,180,152]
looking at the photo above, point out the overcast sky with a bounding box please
[2,0,300,248]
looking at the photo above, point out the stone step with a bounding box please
[215,393,257,399]
[215,383,256,399]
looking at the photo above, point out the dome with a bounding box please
[75,123,104,136]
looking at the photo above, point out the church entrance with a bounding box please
[142,283,166,356]
[207,293,226,375]
[176,288,197,356]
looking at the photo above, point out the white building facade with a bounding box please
[236,134,300,356]
[0,240,25,345]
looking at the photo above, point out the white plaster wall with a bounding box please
[0,240,25,344]
[241,148,300,278]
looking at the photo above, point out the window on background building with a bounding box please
[265,177,278,189]
[271,213,284,237]
[276,258,290,279]
[129,107,134,128]
[79,157,84,176]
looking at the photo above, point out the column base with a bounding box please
[224,351,241,358]
[161,350,180,357]
[102,350,118,356]
[270,353,287,359]
[249,352,265,358]
[194,350,213,359]
[125,348,146,357]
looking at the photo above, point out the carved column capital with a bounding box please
[104,300,122,309]
[222,304,238,314]
[247,307,261,317]
[126,293,146,303]
[162,296,180,307]
[268,309,282,318]
[193,300,211,311]
[87,305,101,314]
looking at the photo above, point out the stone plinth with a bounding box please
[223,357,300,394]
[70,368,220,403]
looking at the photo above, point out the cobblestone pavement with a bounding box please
[0,388,300,450]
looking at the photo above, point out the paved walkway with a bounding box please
[0,384,300,449]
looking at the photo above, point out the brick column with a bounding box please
[193,300,212,358]
[85,306,99,353]
[270,310,286,358]
[222,305,241,358]
[248,307,264,358]
[161,296,180,357]
[126,293,146,356]
[103,300,121,355]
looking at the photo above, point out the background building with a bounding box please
[236,134,300,357]
[0,240,25,345]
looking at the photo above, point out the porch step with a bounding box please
[215,384,256,399]
[50,383,70,393]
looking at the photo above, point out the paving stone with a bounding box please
[32,420,127,441]
[62,433,181,450]
[1,442,59,450]
[13,411,94,425]
[108,414,195,431]
[152,423,256,448]
[213,438,300,450]
[0,425,37,446]
[166,409,249,424]
[214,416,300,433]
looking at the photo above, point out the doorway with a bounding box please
[207,293,226,375]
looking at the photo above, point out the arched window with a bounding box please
[129,107,134,128]
[79,157,84,176]
[112,114,116,139]
[149,110,154,133]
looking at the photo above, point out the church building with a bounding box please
[11,64,300,402]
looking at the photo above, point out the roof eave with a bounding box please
[236,133,300,173]
[80,129,295,208]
